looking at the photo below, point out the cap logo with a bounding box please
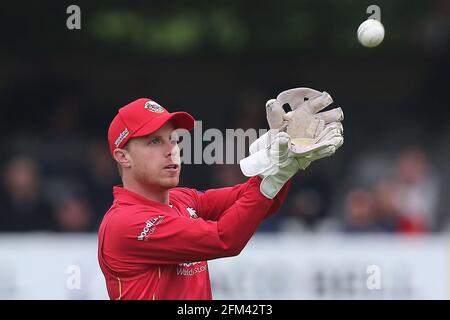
[114,128,129,147]
[144,100,165,113]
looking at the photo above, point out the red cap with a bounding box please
[107,98,195,155]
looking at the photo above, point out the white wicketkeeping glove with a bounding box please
[241,131,299,199]
[241,126,343,199]
[240,87,344,199]
[253,88,344,154]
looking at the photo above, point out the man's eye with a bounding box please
[170,138,179,145]
[150,138,161,144]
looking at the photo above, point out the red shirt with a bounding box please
[98,176,290,300]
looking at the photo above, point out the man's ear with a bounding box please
[113,148,132,169]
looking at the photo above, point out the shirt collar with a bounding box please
[113,186,173,210]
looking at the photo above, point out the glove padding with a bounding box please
[240,124,343,178]
[240,131,294,198]
[239,87,344,199]
[240,129,343,199]
[267,87,344,140]
[246,88,344,170]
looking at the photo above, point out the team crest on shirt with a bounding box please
[186,207,198,219]
[144,100,165,113]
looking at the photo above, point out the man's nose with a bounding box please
[165,143,178,158]
[165,145,172,157]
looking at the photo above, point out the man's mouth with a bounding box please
[163,164,179,170]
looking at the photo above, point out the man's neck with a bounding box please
[123,181,169,205]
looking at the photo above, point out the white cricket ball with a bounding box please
[357,19,385,48]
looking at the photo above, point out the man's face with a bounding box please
[124,122,181,190]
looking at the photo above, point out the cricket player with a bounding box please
[98,89,343,300]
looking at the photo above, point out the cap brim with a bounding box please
[132,111,195,138]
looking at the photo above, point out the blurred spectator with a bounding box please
[345,152,393,191]
[0,156,56,231]
[82,140,121,229]
[390,146,440,232]
[53,192,93,232]
[44,176,97,232]
[373,180,406,232]
[279,189,326,232]
[341,146,440,234]
[343,188,377,233]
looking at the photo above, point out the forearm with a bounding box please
[215,176,275,256]
[197,176,262,221]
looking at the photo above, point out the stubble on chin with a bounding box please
[156,168,180,189]
[162,175,180,189]
[135,166,180,190]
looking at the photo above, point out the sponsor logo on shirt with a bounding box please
[176,261,207,276]
[186,207,198,219]
[137,215,164,241]
[178,261,202,267]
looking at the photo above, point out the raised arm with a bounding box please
[101,177,285,266]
